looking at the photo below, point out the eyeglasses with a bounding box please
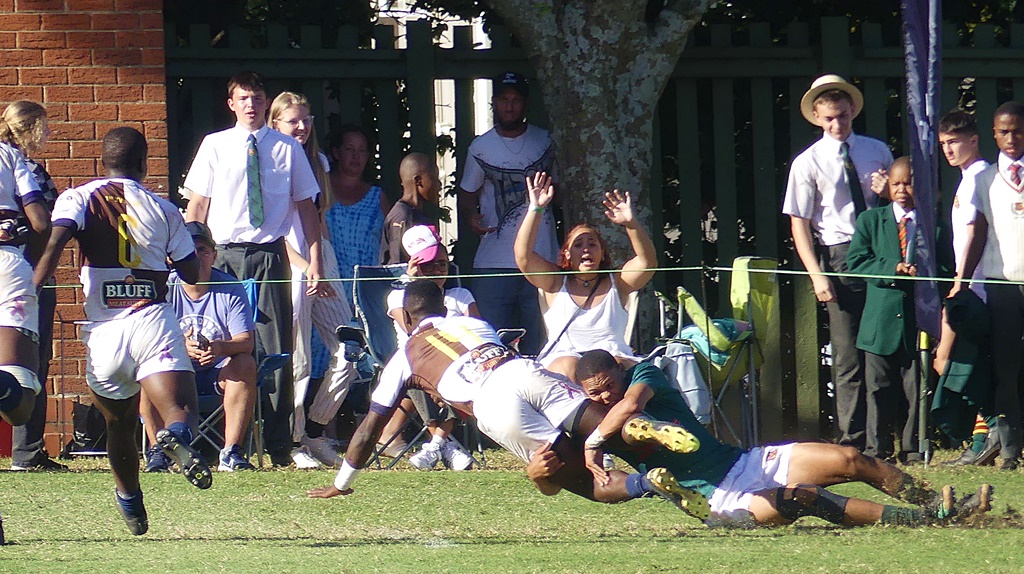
[279,115,315,128]
[419,259,449,271]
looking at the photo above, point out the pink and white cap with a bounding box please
[402,225,441,261]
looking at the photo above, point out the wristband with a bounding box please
[333,460,360,491]
[584,428,607,450]
[530,205,546,213]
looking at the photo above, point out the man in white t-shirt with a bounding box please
[182,71,326,465]
[783,75,893,453]
[458,72,556,355]
[952,101,1024,470]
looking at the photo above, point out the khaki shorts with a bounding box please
[473,359,587,463]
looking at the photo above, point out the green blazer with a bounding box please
[846,206,916,356]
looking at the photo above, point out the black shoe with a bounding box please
[999,457,1019,471]
[899,452,924,466]
[115,490,149,536]
[269,452,294,468]
[156,429,212,489]
[942,448,981,467]
[10,452,69,471]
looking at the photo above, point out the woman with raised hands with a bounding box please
[514,172,657,382]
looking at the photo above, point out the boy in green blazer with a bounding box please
[847,156,920,463]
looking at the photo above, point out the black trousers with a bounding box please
[820,242,867,449]
[984,282,1024,460]
[12,284,55,465]
[864,347,918,459]
[216,239,293,457]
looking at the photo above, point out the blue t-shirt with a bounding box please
[609,362,744,498]
[168,268,254,370]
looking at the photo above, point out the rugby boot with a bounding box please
[646,467,711,521]
[156,428,213,489]
[625,417,700,454]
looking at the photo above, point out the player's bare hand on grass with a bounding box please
[307,485,353,498]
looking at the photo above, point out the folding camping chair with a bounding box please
[660,257,778,448]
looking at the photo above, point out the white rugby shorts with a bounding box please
[82,303,193,400]
[706,443,794,527]
[0,247,39,337]
[472,358,587,463]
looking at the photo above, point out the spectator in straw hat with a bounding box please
[782,74,894,452]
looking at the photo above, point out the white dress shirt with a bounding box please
[971,153,1024,281]
[783,132,895,246]
[183,123,319,245]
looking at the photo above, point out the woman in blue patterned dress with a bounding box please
[323,125,392,308]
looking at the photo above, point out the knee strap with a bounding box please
[0,365,40,395]
[775,484,848,525]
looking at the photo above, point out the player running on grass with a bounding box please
[308,280,709,517]
[33,127,212,536]
[573,349,993,528]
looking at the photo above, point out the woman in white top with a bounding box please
[270,92,357,468]
[514,172,657,382]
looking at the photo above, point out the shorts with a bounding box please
[0,247,38,337]
[82,303,193,400]
[706,444,794,527]
[472,358,587,463]
[195,367,224,396]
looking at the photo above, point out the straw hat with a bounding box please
[800,74,864,126]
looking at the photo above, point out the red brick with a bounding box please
[118,102,163,121]
[95,121,141,139]
[143,121,166,139]
[71,0,115,9]
[0,68,16,85]
[69,176,98,187]
[68,103,115,121]
[44,85,94,103]
[95,84,142,102]
[0,0,13,10]
[59,377,90,396]
[33,141,69,159]
[146,156,167,176]
[146,137,167,157]
[17,31,66,49]
[52,121,94,140]
[42,48,91,67]
[5,49,43,66]
[1,86,44,101]
[0,32,15,48]
[66,31,116,49]
[48,158,97,179]
[69,140,102,158]
[114,0,160,11]
[41,12,91,31]
[16,0,65,10]
[142,84,164,102]
[90,13,138,31]
[142,176,168,194]
[138,10,161,31]
[140,47,164,66]
[116,66,162,84]
[43,104,68,121]
[92,47,142,66]
[68,66,115,84]
[0,14,41,32]
[19,67,68,84]
[115,29,161,48]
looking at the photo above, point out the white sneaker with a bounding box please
[441,439,473,471]
[290,446,321,469]
[301,435,341,467]
[408,444,441,470]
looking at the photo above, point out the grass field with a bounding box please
[0,449,1022,574]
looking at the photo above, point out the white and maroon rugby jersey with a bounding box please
[51,178,196,322]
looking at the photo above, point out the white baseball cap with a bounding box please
[402,225,441,261]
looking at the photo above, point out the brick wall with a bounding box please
[0,0,168,455]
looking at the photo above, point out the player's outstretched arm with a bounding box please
[307,406,393,499]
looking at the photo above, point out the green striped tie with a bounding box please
[246,134,264,227]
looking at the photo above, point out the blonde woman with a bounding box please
[0,101,65,471]
[270,92,358,468]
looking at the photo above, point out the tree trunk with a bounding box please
[489,0,709,259]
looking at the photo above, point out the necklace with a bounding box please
[575,275,598,288]
[500,134,526,155]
